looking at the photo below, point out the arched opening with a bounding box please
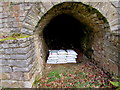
[43,13,94,59]
[34,2,110,70]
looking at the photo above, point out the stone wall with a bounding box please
[92,29,119,75]
[0,36,41,88]
[0,2,33,36]
[0,0,119,88]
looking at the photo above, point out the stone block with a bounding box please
[2,12,8,18]
[0,73,10,80]
[23,81,32,88]
[18,37,27,42]
[8,39,18,44]
[108,60,119,75]
[0,48,4,53]
[1,57,33,67]
[0,45,2,49]
[9,43,19,48]
[26,49,35,58]
[0,19,2,24]
[1,80,24,88]
[0,54,27,60]
[110,18,120,26]
[14,47,28,54]
[10,54,28,60]
[24,62,36,80]
[19,41,30,47]
[0,7,3,12]
[0,66,12,72]
[111,25,120,31]
[39,3,46,13]
[42,2,53,11]
[1,81,12,88]
[10,81,24,88]
[9,17,15,22]
[4,48,13,54]
[111,1,120,8]
[2,18,9,23]
[0,23,3,28]
[19,16,25,22]
[0,55,10,60]
[21,28,34,35]
[13,64,32,72]
[1,44,9,48]
[10,72,24,80]
[25,5,31,10]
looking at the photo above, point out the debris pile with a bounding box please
[47,50,77,64]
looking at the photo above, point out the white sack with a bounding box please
[67,50,78,55]
[58,50,67,55]
[49,50,58,55]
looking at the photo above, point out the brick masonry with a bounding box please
[0,0,119,88]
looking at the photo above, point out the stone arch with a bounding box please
[0,1,119,88]
[34,2,109,59]
[21,1,119,34]
[21,1,119,77]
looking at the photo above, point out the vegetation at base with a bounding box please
[0,33,31,42]
[110,77,120,90]
[33,62,114,88]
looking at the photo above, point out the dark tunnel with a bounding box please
[43,14,93,53]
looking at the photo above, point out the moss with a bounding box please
[0,33,31,42]
[11,33,21,37]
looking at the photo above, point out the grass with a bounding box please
[0,33,31,42]
[33,63,113,88]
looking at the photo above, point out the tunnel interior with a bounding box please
[43,14,93,56]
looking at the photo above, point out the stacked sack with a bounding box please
[47,49,77,64]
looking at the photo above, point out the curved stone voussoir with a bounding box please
[109,18,120,27]
[89,2,99,7]
[42,2,54,11]
[110,25,120,31]
[111,1,120,8]
[22,22,35,31]
[31,6,41,15]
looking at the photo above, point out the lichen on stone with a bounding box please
[0,33,31,41]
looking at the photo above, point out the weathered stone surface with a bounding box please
[21,28,33,35]
[23,61,36,80]
[0,48,4,53]
[0,57,33,67]
[0,73,11,80]
[1,80,24,88]
[1,81,12,88]
[110,18,120,26]
[42,2,53,11]
[0,1,119,88]
[0,66,12,72]
[111,1,120,8]
[10,72,24,80]
[13,64,32,72]
[23,81,32,88]
[111,25,120,31]
[0,6,3,12]
[19,41,31,47]
[4,46,31,54]
[1,44,9,48]
[0,54,27,60]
